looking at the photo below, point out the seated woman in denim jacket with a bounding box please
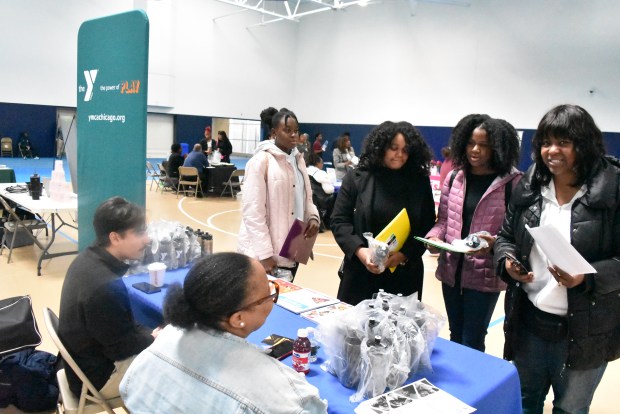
[120,253,327,413]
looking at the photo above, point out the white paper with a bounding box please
[525,224,596,276]
[354,378,476,414]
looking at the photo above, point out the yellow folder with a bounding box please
[376,208,411,272]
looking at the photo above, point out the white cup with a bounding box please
[148,262,167,287]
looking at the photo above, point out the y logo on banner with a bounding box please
[83,69,99,101]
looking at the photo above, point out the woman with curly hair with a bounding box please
[425,114,522,352]
[494,105,620,413]
[330,121,436,305]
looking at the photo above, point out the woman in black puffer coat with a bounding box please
[494,104,620,414]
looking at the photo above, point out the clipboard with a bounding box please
[376,208,411,272]
[278,219,317,265]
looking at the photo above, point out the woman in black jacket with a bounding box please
[216,131,233,163]
[330,121,436,305]
[494,104,620,414]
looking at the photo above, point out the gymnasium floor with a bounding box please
[0,160,617,413]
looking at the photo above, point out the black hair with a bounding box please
[93,197,145,247]
[440,146,451,159]
[164,253,254,331]
[342,132,350,137]
[448,114,491,171]
[314,132,322,139]
[532,104,605,187]
[307,153,323,167]
[451,116,521,176]
[170,143,181,153]
[358,121,432,176]
[217,131,229,142]
[260,107,277,141]
[271,109,298,130]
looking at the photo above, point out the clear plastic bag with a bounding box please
[126,220,204,274]
[316,292,446,402]
[363,232,389,273]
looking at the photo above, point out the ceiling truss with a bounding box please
[214,0,471,26]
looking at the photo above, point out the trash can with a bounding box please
[180,143,189,156]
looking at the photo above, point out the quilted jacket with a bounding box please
[426,168,522,292]
[238,143,319,268]
[494,157,620,369]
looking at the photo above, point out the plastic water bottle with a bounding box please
[292,328,311,374]
[202,233,213,256]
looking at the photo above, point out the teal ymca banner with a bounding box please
[76,10,149,250]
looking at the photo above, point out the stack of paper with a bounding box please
[272,278,341,314]
[354,378,476,414]
[300,302,353,323]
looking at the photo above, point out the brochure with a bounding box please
[279,219,318,265]
[272,279,340,314]
[354,378,476,414]
[300,302,354,323]
[525,224,596,276]
[414,236,476,254]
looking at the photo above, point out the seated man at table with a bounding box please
[120,252,328,413]
[58,197,158,399]
[166,143,184,188]
[183,143,209,194]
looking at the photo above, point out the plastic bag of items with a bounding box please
[126,220,203,274]
[316,291,445,402]
[450,230,491,252]
[363,232,389,273]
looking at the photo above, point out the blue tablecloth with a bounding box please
[123,269,521,414]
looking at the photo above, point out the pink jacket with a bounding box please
[426,168,522,292]
[238,144,320,268]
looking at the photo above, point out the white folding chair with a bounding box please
[42,308,125,414]
[220,169,245,198]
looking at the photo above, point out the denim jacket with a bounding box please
[120,325,327,414]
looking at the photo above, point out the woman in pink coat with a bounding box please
[425,115,522,352]
[238,109,320,279]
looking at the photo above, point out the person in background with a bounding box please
[120,253,328,413]
[216,131,233,163]
[332,132,357,180]
[238,109,320,278]
[200,126,214,155]
[297,133,310,164]
[58,197,156,399]
[307,153,335,230]
[183,143,209,195]
[166,143,184,188]
[331,121,436,305]
[424,115,522,352]
[313,132,324,158]
[494,104,620,414]
[438,146,454,186]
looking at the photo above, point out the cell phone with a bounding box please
[267,339,294,360]
[262,334,292,346]
[504,252,529,275]
[132,282,161,294]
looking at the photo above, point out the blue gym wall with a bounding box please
[0,102,56,157]
[1,102,618,169]
[174,114,213,149]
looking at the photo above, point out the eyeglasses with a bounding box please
[232,280,279,313]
